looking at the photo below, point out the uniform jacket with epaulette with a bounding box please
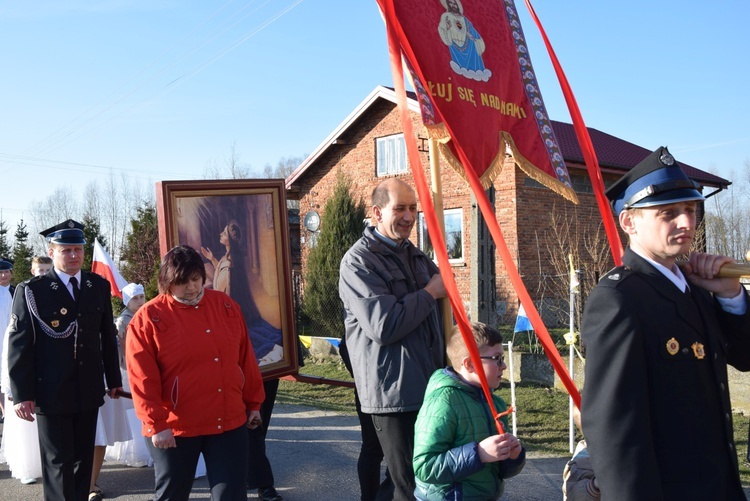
[581,249,750,500]
[7,269,121,414]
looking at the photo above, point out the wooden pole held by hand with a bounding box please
[428,138,454,347]
[716,262,750,279]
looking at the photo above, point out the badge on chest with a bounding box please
[665,337,705,360]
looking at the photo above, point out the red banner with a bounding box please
[381,0,577,203]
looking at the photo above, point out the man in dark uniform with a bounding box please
[7,219,122,501]
[581,147,750,500]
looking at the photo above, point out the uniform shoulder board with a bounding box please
[599,266,634,286]
[23,275,45,287]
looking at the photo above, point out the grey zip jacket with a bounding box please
[339,227,444,414]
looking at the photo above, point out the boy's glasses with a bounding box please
[479,355,505,366]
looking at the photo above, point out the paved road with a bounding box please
[0,403,579,500]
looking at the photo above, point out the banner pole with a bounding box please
[568,254,577,453]
[429,137,454,345]
[508,340,517,436]
[569,287,575,453]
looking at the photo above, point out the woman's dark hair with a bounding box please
[222,221,260,323]
[224,219,245,264]
[226,220,243,247]
[158,245,206,294]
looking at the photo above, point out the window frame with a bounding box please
[375,133,408,177]
[418,208,464,264]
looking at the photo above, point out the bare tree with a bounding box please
[262,155,305,179]
[102,171,121,258]
[537,203,613,330]
[704,161,750,261]
[82,180,105,252]
[263,155,305,210]
[30,186,80,253]
[113,170,150,261]
[203,142,252,179]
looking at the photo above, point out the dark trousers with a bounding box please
[146,424,248,501]
[36,408,99,501]
[339,337,388,500]
[356,389,386,501]
[372,411,418,501]
[247,378,279,490]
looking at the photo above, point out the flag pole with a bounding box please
[429,137,454,345]
[569,255,575,453]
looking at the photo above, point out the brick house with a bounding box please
[286,85,729,325]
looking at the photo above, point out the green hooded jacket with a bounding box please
[414,367,526,500]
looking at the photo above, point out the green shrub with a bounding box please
[302,175,366,338]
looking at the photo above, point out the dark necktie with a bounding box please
[69,276,80,302]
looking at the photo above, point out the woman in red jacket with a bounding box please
[127,245,265,501]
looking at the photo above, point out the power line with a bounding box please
[17,0,305,160]
[16,0,243,160]
[0,152,179,179]
[70,0,308,149]
[167,0,305,88]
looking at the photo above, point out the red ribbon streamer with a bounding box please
[523,0,623,265]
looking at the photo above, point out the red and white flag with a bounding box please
[92,238,128,299]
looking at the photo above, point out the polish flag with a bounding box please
[91,238,128,298]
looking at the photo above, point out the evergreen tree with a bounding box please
[302,175,366,338]
[120,202,160,300]
[0,218,11,260]
[12,219,33,284]
[81,214,107,272]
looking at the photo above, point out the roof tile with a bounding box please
[551,120,726,186]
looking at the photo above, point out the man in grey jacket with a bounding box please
[339,178,447,501]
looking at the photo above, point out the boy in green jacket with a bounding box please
[414,322,525,500]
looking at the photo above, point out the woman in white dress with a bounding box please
[89,284,144,501]
[104,284,152,467]
[1,324,44,484]
[0,257,52,485]
[89,386,132,499]
[89,284,148,501]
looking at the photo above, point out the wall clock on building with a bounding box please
[303,210,320,232]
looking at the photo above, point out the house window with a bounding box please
[418,208,463,262]
[376,134,408,176]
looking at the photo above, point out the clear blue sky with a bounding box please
[1,0,748,236]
